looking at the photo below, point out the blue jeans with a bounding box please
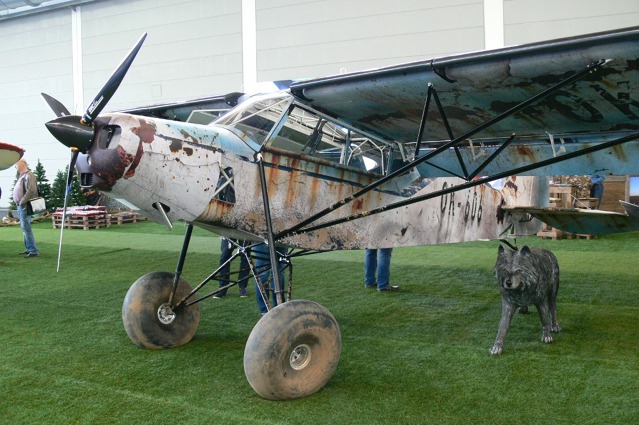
[18,205,39,255]
[253,243,287,315]
[365,248,392,289]
[218,239,250,292]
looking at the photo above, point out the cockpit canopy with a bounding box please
[214,92,395,174]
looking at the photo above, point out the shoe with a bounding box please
[212,291,227,299]
[239,288,248,298]
[378,285,399,292]
[24,253,39,258]
[365,285,377,289]
[18,251,28,255]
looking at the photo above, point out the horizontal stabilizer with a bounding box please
[620,201,639,218]
[505,203,639,235]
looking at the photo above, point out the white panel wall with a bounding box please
[256,0,485,81]
[2,0,639,207]
[0,9,73,204]
[80,0,243,111]
[504,0,639,45]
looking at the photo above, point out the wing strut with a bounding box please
[275,58,608,241]
[256,153,285,306]
[289,130,639,236]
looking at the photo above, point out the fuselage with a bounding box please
[74,92,545,250]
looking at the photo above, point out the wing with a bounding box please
[289,26,639,180]
[118,93,240,123]
[291,26,639,143]
[0,141,24,171]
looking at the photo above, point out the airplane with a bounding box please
[0,141,24,171]
[42,26,639,400]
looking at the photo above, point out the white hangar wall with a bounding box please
[255,0,485,81]
[1,0,639,206]
[504,0,639,44]
[0,8,73,201]
[80,0,244,111]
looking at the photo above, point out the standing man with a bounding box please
[364,248,398,291]
[13,159,40,258]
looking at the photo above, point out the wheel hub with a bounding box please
[289,344,312,370]
[157,303,176,325]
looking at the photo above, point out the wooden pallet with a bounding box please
[537,227,567,240]
[52,214,110,230]
[574,233,596,240]
[110,212,146,225]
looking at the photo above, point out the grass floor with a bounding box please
[0,221,637,424]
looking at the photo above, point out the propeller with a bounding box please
[81,32,147,126]
[44,32,148,151]
[41,92,71,117]
[42,32,148,271]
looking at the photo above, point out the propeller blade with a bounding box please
[41,93,71,117]
[45,115,95,152]
[81,32,147,125]
[57,150,80,273]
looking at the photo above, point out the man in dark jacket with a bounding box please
[12,159,40,257]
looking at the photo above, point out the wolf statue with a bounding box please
[490,245,561,355]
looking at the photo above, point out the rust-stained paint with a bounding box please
[612,144,628,162]
[169,139,182,153]
[131,118,156,143]
[515,145,536,162]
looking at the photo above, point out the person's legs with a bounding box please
[254,244,270,314]
[590,183,604,208]
[376,248,392,289]
[254,244,287,314]
[364,249,377,288]
[216,239,232,296]
[18,206,39,255]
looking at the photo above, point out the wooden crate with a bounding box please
[601,176,629,213]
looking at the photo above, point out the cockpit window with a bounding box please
[269,104,390,174]
[214,92,392,174]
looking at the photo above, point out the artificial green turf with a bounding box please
[1,221,637,424]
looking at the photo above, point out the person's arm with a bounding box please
[20,173,38,206]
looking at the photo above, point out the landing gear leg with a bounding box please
[256,153,284,306]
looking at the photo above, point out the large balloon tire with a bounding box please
[243,299,341,400]
[122,271,200,349]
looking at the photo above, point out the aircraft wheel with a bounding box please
[122,271,200,349]
[243,299,341,400]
